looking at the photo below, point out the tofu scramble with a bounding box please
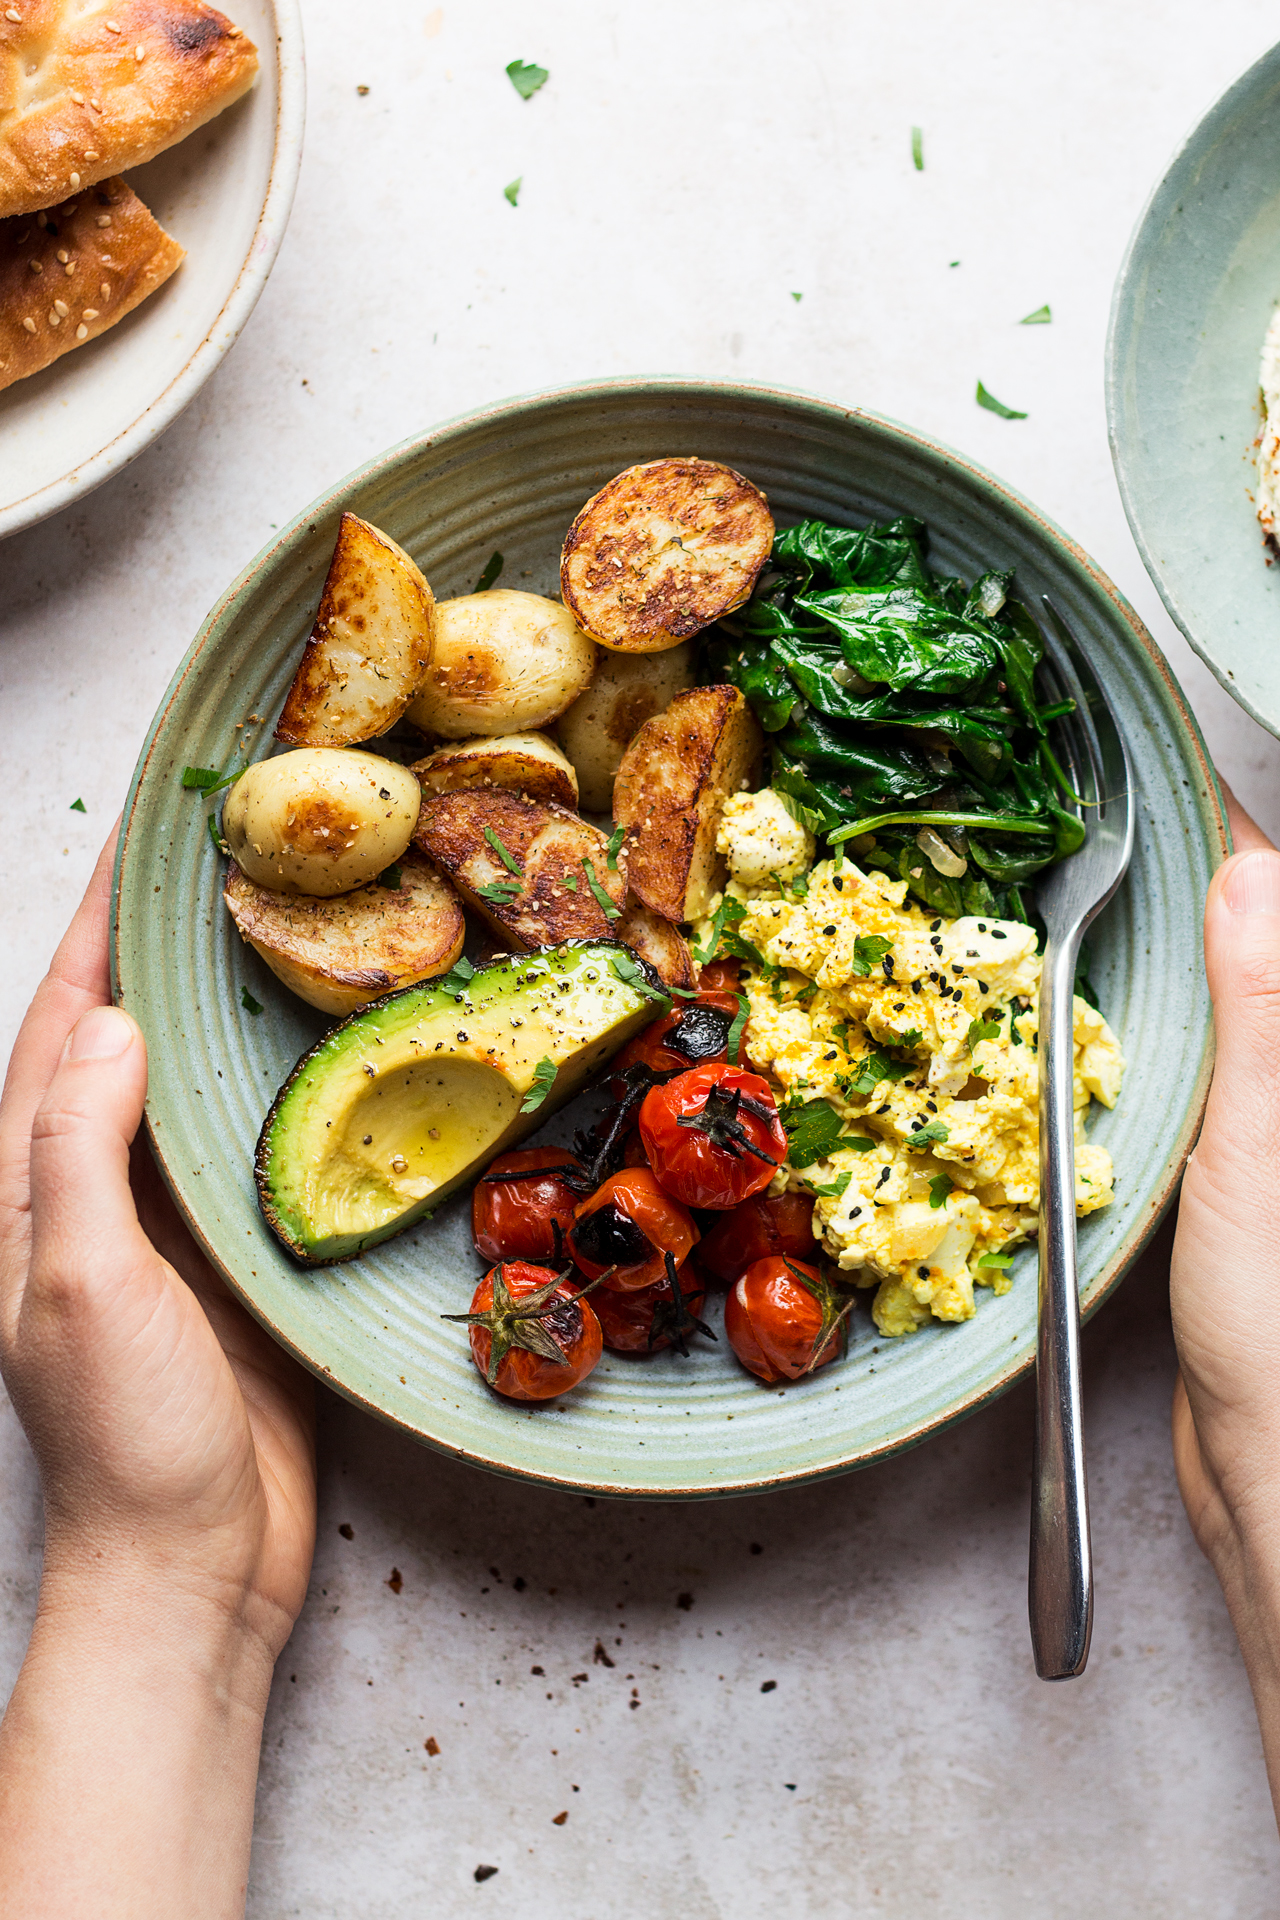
[704,789,1124,1338]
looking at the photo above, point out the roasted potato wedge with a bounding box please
[555,641,695,812]
[413,789,627,949]
[223,849,465,1017]
[615,897,697,992]
[560,458,774,654]
[221,748,421,898]
[410,731,578,810]
[276,514,434,747]
[405,591,597,739]
[612,685,763,922]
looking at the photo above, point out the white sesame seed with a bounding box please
[105,18,120,29]
[21,317,35,333]
[28,258,40,273]
[83,148,98,161]
[68,171,79,187]
[95,214,111,227]
[228,22,241,33]
[75,323,87,339]
[134,43,144,59]
[70,90,84,104]
[36,211,46,226]
[48,309,61,327]
[56,248,67,263]
[4,8,20,19]
[89,99,101,111]
[82,307,98,319]
[53,298,67,316]
[63,261,73,275]
[99,281,109,298]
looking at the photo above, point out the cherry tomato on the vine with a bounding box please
[593,1263,710,1355]
[609,990,743,1091]
[445,1260,602,1402]
[698,1190,818,1287]
[569,1167,698,1291]
[724,1256,851,1383]
[638,1063,787,1210]
[472,1148,590,1264]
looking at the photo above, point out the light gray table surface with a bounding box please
[4,3,1280,1913]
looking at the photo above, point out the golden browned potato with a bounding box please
[555,642,695,812]
[405,591,597,739]
[223,850,465,1017]
[559,458,774,654]
[275,514,434,747]
[413,789,627,949]
[221,748,420,898]
[615,898,697,991]
[410,731,578,810]
[612,685,763,922]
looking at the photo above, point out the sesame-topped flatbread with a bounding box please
[0,175,183,391]
[0,0,257,220]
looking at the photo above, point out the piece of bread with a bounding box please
[0,176,183,391]
[0,1,258,220]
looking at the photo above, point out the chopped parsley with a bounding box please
[966,1014,1003,1049]
[928,1174,953,1209]
[69,797,86,813]
[1019,305,1052,325]
[377,863,403,890]
[520,1056,557,1113]
[506,58,548,99]
[609,949,671,1007]
[787,870,809,901]
[563,874,579,893]
[181,763,240,797]
[695,894,765,967]
[809,1170,852,1200]
[780,1095,866,1168]
[581,856,621,920]
[606,824,626,870]
[475,880,523,905]
[850,934,893,976]
[484,826,523,875]
[240,986,264,1016]
[976,380,1027,420]
[848,1049,912,1094]
[473,550,504,592]
[726,993,749,1065]
[977,1248,1014,1270]
[439,955,476,996]
[208,813,228,855]
[906,1120,950,1148]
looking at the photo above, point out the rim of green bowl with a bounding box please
[111,375,1228,1497]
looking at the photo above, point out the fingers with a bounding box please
[1218,776,1275,855]
[10,1006,150,1353]
[0,830,119,1284]
[1193,849,1280,1221]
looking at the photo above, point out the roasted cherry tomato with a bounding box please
[638,1064,787,1210]
[698,958,749,996]
[447,1261,602,1402]
[569,1167,698,1291]
[593,1263,710,1354]
[472,1147,589,1264]
[724,1256,850,1383]
[609,990,742,1090]
[698,1190,818,1287]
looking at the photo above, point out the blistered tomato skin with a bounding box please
[638,1064,787,1210]
[698,1190,817,1286]
[725,1257,843,1383]
[472,1148,589,1264]
[593,1268,709,1353]
[609,991,742,1089]
[462,1261,602,1401]
[570,1168,699,1291]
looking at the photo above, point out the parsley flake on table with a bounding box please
[790,291,803,303]
[1019,304,1052,325]
[911,125,924,170]
[506,59,548,100]
[473,550,504,592]
[976,381,1027,420]
[503,177,522,207]
[520,1056,557,1113]
[69,797,86,812]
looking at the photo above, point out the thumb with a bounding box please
[17,1007,151,1346]
[1197,849,1280,1202]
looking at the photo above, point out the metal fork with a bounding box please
[1026,598,1135,1680]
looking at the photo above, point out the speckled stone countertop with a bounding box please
[3,3,1280,1913]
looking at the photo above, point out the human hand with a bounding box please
[1170,781,1280,1810]
[0,833,316,1916]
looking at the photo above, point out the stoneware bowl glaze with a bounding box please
[112,379,1225,1499]
[1108,37,1280,738]
[0,0,305,541]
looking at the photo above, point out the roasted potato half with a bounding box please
[555,641,695,812]
[560,458,774,654]
[276,514,434,747]
[405,591,597,739]
[221,748,420,898]
[612,685,763,923]
[615,897,697,992]
[410,731,578,810]
[413,789,627,949]
[224,850,465,1017]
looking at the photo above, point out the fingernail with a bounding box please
[68,1005,134,1061]
[1223,849,1280,914]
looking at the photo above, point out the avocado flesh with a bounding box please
[256,942,660,1265]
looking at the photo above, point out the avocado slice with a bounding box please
[255,941,665,1265]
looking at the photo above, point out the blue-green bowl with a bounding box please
[111,378,1224,1498]
[1108,38,1280,737]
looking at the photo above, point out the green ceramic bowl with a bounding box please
[1108,38,1280,738]
[111,378,1225,1498]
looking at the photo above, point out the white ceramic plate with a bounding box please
[0,0,304,541]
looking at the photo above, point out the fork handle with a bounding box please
[1029,927,1093,1680]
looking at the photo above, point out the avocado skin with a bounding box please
[255,940,665,1268]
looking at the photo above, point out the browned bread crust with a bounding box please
[0,0,258,220]
[0,175,183,390]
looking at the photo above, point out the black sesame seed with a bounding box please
[918,1265,930,1279]
[992,930,1007,940]
[926,1100,938,1113]
[823,925,837,937]
[850,1207,862,1219]
[930,919,942,932]
[832,876,844,891]
[877,1167,891,1186]
[977,981,988,993]
[977,923,987,933]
